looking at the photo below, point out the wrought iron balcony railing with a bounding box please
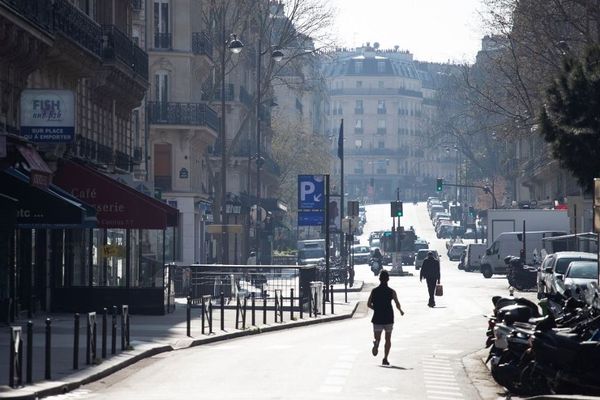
[132,0,143,11]
[102,25,148,80]
[2,0,53,30]
[201,83,235,102]
[153,32,172,50]
[147,101,220,132]
[192,32,213,59]
[53,0,103,57]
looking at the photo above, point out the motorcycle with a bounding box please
[505,256,537,291]
[369,258,383,276]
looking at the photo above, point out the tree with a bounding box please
[540,44,600,192]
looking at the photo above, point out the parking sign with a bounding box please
[298,175,325,210]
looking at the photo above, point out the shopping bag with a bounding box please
[435,284,444,296]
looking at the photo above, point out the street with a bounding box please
[47,203,508,400]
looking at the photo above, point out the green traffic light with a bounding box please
[436,178,443,192]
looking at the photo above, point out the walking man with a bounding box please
[420,251,441,307]
[367,270,404,366]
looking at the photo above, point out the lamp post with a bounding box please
[254,39,283,265]
[219,32,244,264]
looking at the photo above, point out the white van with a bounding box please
[480,231,566,278]
[464,243,486,272]
[297,239,326,265]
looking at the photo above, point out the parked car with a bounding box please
[464,243,486,272]
[414,238,429,252]
[537,251,597,297]
[351,245,371,264]
[448,243,467,261]
[558,260,599,299]
[463,227,484,240]
[415,249,439,270]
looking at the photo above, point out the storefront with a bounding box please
[0,166,95,323]
[52,159,179,315]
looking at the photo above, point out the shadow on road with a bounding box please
[379,365,412,370]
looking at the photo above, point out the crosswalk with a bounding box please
[422,355,466,399]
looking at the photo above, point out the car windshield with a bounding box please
[567,262,598,279]
[452,245,466,253]
[417,251,430,259]
[352,246,369,253]
[299,249,324,259]
[556,257,595,274]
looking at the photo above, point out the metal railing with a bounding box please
[53,0,103,57]
[192,32,213,59]
[201,83,235,102]
[153,32,172,50]
[147,101,220,132]
[2,0,53,30]
[115,150,132,171]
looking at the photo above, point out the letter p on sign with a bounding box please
[300,182,315,201]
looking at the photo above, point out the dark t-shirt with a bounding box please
[370,285,395,325]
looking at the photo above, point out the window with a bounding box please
[377,120,386,129]
[377,100,386,114]
[378,81,384,88]
[355,62,363,74]
[77,0,95,19]
[378,141,385,149]
[155,70,169,103]
[354,119,363,134]
[154,0,170,48]
[377,61,385,73]
[354,139,363,148]
[355,99,363,114]
[356,81,362,88]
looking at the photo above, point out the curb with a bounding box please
[0,302,360,400]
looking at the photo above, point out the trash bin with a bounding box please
[310,281,324,315]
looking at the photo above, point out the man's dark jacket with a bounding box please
[420,256,440,281]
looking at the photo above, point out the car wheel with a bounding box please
[481,265,493,279]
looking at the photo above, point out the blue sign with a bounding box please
[298,175,325,210]
[298,210,324,226]
[20,90,75,143]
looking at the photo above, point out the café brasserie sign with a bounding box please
[20,89,75,143]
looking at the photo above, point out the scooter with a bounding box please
[370,258,383,276]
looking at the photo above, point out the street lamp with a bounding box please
[220,32,245,264]
[255,42,284,264]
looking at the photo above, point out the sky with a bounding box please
[329,0,487,64]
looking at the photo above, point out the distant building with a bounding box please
[323,44,449,202]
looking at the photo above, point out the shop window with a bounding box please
[140,230,165,288]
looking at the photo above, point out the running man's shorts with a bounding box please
[373,323,393,333]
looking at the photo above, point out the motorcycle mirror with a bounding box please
[556,274,563,281]
[485,249,491,256]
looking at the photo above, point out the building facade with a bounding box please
[323,45,449,203]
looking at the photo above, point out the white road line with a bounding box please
[328,368,351,377]
[333,361,353,369]
[426,389,464,397]
[318,385,342,393]
[428,396,466,400]
[324,376,346,385]
[425,382,460,389]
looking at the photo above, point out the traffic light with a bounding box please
[390,201,403,217]
[436,178,443,192]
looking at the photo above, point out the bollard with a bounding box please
[102,308,107,359]
[201,296,206,335]
[290,288,294,320]
[251,292,256,326]
[111,306,117,355]
[274,292,278,323]
[73,313,80,369]
[235,295,240,330]
[322,287,327,316]
[9,326,22,388]
[208,298,213,334]
[121,306,126,351]
[186,296,191,337]
[86,313,94,365]
[242,296,247,330]
[93,314,97,362]
[299,287,304,319]
[308,288,312,318]
[263,291,267,325]
[220,291,225,331]
[331,285,334,314]
[344,279,348,303]
[126,312,130,348]
[26,321,32,384]
[45,318,51,380]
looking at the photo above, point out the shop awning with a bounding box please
[0,168,96,228]
[54,159,179,229]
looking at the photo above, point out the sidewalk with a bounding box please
[0,281,363,400]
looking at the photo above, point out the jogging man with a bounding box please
[367,270,404,365]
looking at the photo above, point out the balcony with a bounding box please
[102,25,148,80]
[115,150,133,171]
[201,83,235,102]
[133,146,143,163]
[2,0,53,31]
[354,128,363,134]
[347,148,395,156]
[239,85,252,108]
[192,32,213,60]
[132,0,143,11]
[53,0,103,57]
[153,32,172,50]
[148,102,220,132]
[353,168,364,174]
[376,168,387,175]
[354,108,364,115]
[330,87,423,98]
[377,108,387,115]
[376,128,387,135]
[75,135,116,166]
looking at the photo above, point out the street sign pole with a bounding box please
[325,174,330,301]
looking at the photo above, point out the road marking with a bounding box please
[433,349,463,355]
[328,368,351,377]
[318,385,342,393]
[374,386,397,393]
[333,361,353,369]
[426,390,463,397]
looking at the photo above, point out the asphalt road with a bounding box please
[48,203,509,400]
